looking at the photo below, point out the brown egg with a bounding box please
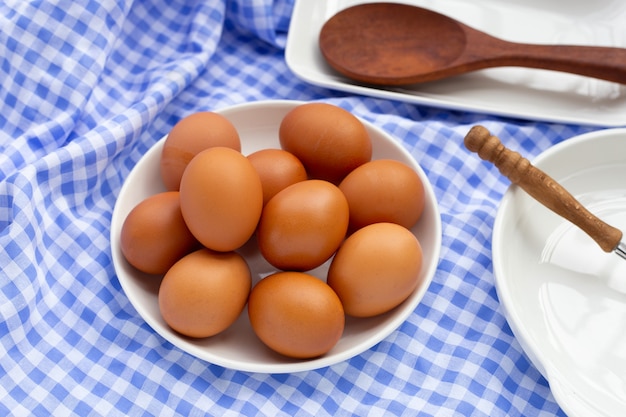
[179,147,263,252]
[247,148,308,205]
[160,111,241,191]
[339,159,425,232]
[120,191,198,275]
[248,271,344,358]
[279,102,372,184]
[159,249,251,338]
[327,222,423,318]
[256,179,349,271]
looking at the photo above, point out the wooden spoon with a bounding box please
[319,3,626,85]
[464,125,626,260]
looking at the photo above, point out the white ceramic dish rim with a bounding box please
[285,0,626,127]
[110,100,442,373]
[493,128,626,416]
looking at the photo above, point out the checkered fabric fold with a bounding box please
[0,1,596,415]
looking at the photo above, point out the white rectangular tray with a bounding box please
[285,0,626,126]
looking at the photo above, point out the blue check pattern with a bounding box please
[0,1,601,415]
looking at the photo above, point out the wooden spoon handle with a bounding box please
[472,39,626,84]
[464,125,623,252]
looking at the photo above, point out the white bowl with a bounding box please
[110,100,441,373]
[493,128,626,416]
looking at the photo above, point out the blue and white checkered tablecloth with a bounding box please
[0,1,604,416]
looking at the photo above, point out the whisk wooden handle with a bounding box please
[464,125,622,253]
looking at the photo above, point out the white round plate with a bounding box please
[493,128,626,416]
[110,100,441,373]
